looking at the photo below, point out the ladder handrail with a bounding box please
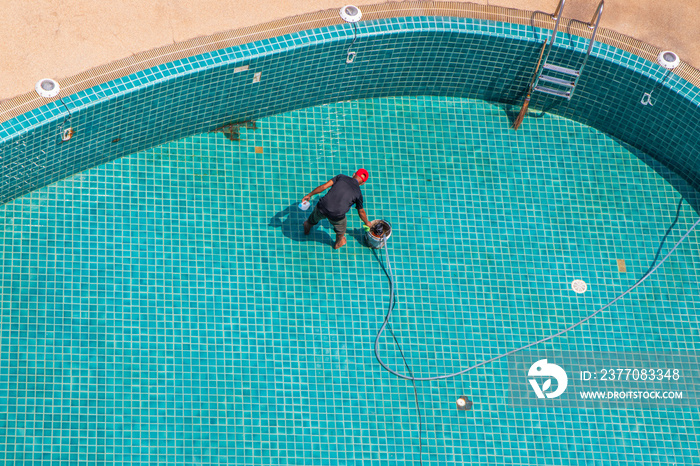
[548,0,566,46]
[588,0,605,30]
[578,1,604,78]
[536,0,604,93]
[551,0,566,20]
[540,0,567,73]
[586,1,604,54]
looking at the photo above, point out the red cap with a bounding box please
[354,168,369,182]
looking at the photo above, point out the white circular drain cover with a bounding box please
[571,279,588,294]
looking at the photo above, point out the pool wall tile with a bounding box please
[0,17,698,207]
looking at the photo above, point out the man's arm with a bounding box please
[356,207,371,227]
[302,179,334,202]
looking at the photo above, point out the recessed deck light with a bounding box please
[35,78,60,98]
[657,51,680,70]
[340,5,362,23]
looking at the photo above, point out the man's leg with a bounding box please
[330,217,347,249]
[304,206,325,235]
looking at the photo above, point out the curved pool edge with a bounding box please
[0,2,699,210]
[3,1,700,127]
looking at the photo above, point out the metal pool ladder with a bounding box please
[533,0,604,100]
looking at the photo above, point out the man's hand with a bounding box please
[303,179,334,203]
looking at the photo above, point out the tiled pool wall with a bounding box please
[0,16,699,206]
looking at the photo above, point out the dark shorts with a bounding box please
[307,206,347,235]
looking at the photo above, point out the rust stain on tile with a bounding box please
[255,147,264,154]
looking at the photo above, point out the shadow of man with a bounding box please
[346,225,369,248]
[269,202,334,247]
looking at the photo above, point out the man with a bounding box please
[302,169,371,249]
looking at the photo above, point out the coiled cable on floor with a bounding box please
[374,199,700,382]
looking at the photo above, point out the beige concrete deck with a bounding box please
[1,0,698,102]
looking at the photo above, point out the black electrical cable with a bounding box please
[372,197,697,465]
[373,198,700,381]
[647,197,684,270]
[57,97,74,143]
[58,97,73,119]
[641,69,674,103]
[372,248,424,465]
[386,323,424,466]
[347,22,358,56]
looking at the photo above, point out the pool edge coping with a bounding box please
[1,1,699,125]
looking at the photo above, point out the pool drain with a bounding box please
[456,396,472,411]
[571,279,588,294]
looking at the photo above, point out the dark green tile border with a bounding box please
[0,7,698,208]
[2,1,699,126]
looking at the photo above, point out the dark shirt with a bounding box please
[317,174,364,221]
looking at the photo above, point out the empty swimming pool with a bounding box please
[1,95,698,464]
[1,5,700,465]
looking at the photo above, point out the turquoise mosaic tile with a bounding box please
[0,96,698,465]
[0,17,698,207]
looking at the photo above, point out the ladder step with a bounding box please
[543,63,580,76]
[534,85,571,99]
[539,75,575,88]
